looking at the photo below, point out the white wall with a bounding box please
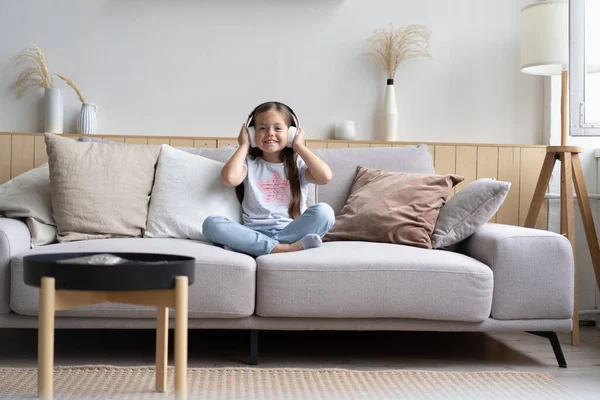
[0,0,543,144]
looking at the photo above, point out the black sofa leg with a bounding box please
[526,331,567,368]
[250,330,258,366]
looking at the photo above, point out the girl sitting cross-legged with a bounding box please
[202,101,335,257]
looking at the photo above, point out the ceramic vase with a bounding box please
[382,79,398,141]
[44,88,63,134]
[76,103,98,135]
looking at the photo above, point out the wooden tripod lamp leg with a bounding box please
[561,153,579,346]
[525,152,557,228]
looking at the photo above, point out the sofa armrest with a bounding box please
[453,223,574,320]
[0,218,31,314]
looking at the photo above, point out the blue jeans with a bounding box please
[202,203,335,257]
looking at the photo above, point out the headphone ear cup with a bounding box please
[247,126,256,148]
[287,126,298,148]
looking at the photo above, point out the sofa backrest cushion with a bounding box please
[314,145,434,215]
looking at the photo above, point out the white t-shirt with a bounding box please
[242,155,309,230]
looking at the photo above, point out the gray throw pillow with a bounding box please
[432,178,511,249]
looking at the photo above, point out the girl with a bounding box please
[202,102,335,257]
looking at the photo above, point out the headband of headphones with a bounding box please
[246,101,300,129]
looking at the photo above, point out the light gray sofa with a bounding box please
[0,145,574,367]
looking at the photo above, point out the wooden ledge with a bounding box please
[546,146,583,153]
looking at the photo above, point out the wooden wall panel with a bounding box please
[348,143,370,148]
[0,135,11,184]
[194,139,217,148]
[170,138,194,148]
[434,146,456,174]
[306,141,327,149]
[497,147,521,226]
[434,145,457,197]
[455,146,477,193]
[520,147,548,230]
[217,139,238,148]
[327,142,349,149]
[11,135,34,178]
[477,147,499,222]
[0,133,549,230]
[34,136,48,167]
[370,143,392,147]
[125,137,148,145]
[147,138,170,146]
[477,147,499,180]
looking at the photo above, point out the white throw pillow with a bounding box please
[144,145,242,241]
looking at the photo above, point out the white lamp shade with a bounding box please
[520,0,600,75]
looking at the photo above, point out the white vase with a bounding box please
[382,79,398,141]
[76,103,98,135]
[335,120,356,140]
[44,88,63,134]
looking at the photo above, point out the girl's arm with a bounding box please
[292,128,333,185]
[221,124,249,187]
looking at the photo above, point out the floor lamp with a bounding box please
[520,0,600,346]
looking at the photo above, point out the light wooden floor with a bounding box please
[0,327,598,399]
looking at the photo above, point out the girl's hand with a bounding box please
[238,123,250,149]
[292,127,305,151]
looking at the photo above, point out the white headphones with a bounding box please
[246,102,299,148]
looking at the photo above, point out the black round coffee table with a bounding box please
[23,252,195,400]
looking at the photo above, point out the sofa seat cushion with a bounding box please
[10,238,256,318]
[256,242,493,322]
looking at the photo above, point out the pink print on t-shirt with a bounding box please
[256,171,290,204]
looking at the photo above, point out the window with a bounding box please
[570,0,600,135]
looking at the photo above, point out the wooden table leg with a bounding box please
[156,306,169,392]
[39,277,55,400]
[175,277,188,400]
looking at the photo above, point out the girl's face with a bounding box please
[253,110,289,155]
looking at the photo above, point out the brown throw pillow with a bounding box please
[324,166,464,249]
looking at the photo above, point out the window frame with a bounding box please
[570,0,600,135]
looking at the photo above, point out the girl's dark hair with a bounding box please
[236,102,302,219]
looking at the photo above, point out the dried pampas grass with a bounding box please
[12,44,53,97]
[364,23,432,80]
[55,74,86,103]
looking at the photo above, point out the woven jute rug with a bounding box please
[0,366,577,400]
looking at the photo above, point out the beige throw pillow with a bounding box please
[45,133,160,242]
[324,166,463,249]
